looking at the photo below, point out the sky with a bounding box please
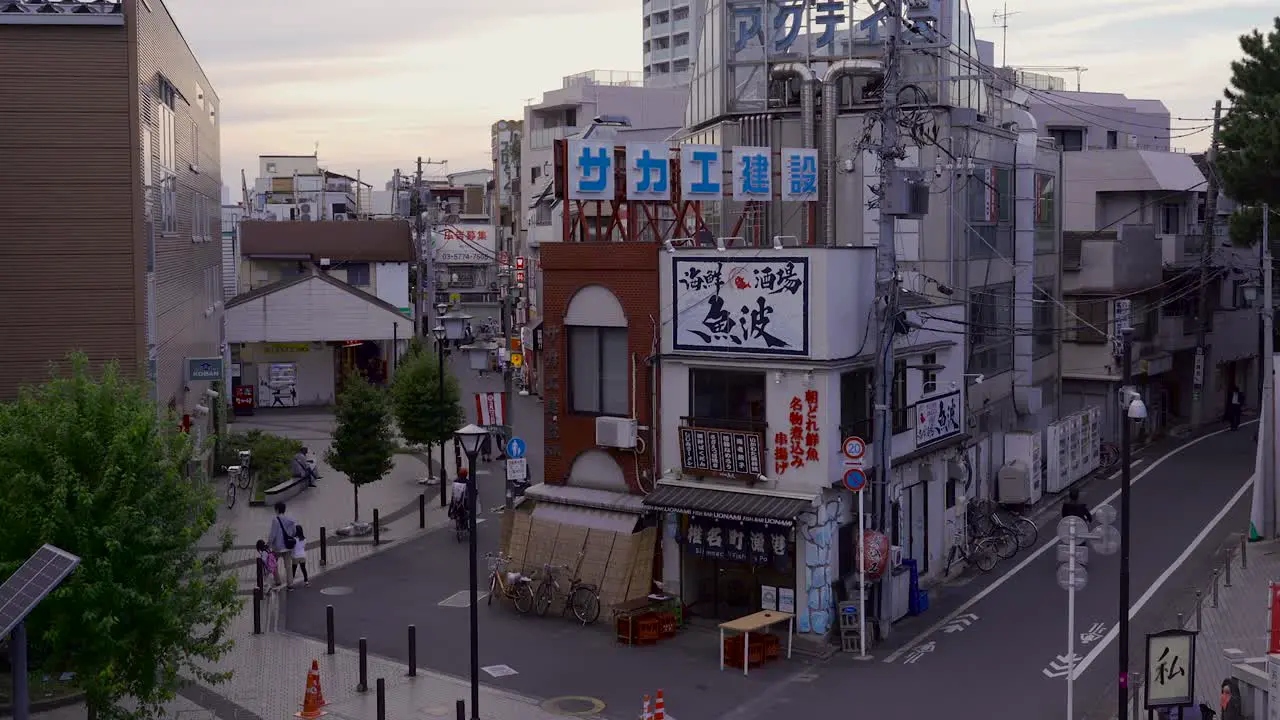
[162,0,1278,200]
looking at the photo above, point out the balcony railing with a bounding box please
[562,70,644,89]
[529,125,577,150]
[678,417,767,481]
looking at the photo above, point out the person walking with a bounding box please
[266,502,297,588]
[1226,386,1244,430]
[290,525,310,587]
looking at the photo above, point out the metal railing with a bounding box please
[529,126,577,150]
[562,70,644,89]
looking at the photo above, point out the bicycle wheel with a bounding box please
[487,575,497,606]
[1013,516,1038,549]
[972,541,999,572]
[570,586,601,625]
[533,582,554,616]
[237,468,253,490]
[225,482,236,509]
[991,528,1018,559]
[513,582,535,614]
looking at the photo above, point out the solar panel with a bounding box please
[0,545,80,639]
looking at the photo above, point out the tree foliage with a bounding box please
[0,354,240,720]
[325,372,396,522]
[390,347,464,449]
[1217,16,1280,207]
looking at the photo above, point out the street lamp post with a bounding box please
[439,308,470,507]
[1117,327,1147,719]
[453,423,488,720]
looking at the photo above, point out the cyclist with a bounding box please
[449,468,470,531]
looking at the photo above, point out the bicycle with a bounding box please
[223,450,254,509]
[1100,441,1120,469]
[532,552,601,624]
[485,553,534,613]
[991,506,1039,549]
[972,519,1019,560]
[943,526,999,575]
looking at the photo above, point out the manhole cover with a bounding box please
[438,590,487,607]
[418,706,451,717]
[540,696,607,716]
[481,664,517,678]
[319,586,354,596]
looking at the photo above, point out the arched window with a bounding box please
[565,285,629,416]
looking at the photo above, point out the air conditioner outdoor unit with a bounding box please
[595,417,638,449]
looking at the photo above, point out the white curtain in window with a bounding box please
[569,326,601,413]
[600,328,629,415]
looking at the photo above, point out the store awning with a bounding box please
[522,483,648,514]
[642,483,816,527]
[531,504,640,533]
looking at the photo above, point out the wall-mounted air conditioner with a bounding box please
[595,417,638,449]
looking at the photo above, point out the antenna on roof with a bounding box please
[992,3,1020,67]
[313,141,319,158]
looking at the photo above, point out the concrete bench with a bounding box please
[263,475,306,503]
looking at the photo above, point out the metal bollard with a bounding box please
[1177,612,1184,629]
[326,605,335,655]
[1242,535,1249,569]
[358,637,368,692]
[456,700,465,720]
[408,624,417,677]
[1213,569,1220,608]
[256,557,264,590]
[373,509,381,546]
[1195,590,1203,631]
[1225,556,1233,587]
[376,678,386,720]
[1131,672,1143,720]
[419,493,427,529]
[320,526,328,567]
[253,588,262,635]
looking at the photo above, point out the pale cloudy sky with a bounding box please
[163,0,1276,198]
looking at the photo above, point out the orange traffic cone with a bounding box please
[296,660,327,719]
[653,689,665,720]
[641,694,651,720]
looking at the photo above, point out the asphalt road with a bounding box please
[716,423,1258,720]
[283,481,814,720]
[447,351,545,489]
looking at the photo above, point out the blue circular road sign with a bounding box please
[506,437,526,460]
[842,467,868,492]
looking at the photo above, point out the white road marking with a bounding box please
[881,422,1251,663]
[1070,472,1255,679]
[1131,458,1147,468]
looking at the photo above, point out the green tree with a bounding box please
[325,372,396,526]
[390,348,464,452]
[0,354,240,720]
[1217,17,1280,208]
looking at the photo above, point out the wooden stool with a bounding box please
[636,614,661,644]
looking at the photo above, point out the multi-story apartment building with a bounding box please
[248,154,373,221]
[643,0,705,87]
[0,0,224,444]
[503,0,1065,645]
[1030,90,1257,439]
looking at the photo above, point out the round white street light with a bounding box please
[454,424,489,458]
[432,325,447,342]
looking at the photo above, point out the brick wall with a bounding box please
[540,242,661,493]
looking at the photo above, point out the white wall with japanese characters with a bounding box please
[658,246,876,361]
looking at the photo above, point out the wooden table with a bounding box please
[718,610,795,676]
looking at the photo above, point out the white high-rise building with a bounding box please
[642,0,704,87]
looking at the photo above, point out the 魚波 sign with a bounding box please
[914,389,962,447]
[672,257,809,356]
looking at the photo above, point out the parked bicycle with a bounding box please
[532,552,601,624]
[944,526,999,575]
[1100,441,1120,469]
[486,553,534,613]
[967,499,1037,552]
[223,450,253,509]
[990,506,1039,549]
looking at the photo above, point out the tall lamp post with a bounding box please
[438,308,470,507]
[1117,327,1146,719]
[453,423,488,720]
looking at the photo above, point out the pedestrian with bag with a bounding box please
[266,502,298,588]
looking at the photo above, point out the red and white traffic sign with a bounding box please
[842,436,867,462]
[842,467,868,492]
[515,256,526,270]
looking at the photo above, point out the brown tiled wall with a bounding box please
[540,243,662,493]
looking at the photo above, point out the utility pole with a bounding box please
[1117,327,1134,720]
[1191,99,1223,430]
[1263,204,1275,538]
[412,162,426,340]
[873,0,903,641]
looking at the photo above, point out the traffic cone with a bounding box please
[296,660,327,719]
[653,689,665,720]
[641,694,651,720]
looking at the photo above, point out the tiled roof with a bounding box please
[239,219,415,263]
[225,271,406,319]
[0,0,122,16]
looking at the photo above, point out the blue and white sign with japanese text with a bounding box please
[781,147,819,202]
[732,146,772,201]
[680,144,724,200]
[625,143,672,201]
[671,257,810,356]
[730,0,850,57]
[567,140,615,201]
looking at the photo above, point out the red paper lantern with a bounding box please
[861,530,891,580]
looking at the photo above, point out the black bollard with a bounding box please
[320,526,328,567]
[256,557,264,590]
[358,637,368,692]
[325,605,335,655]
[419,493,426,529]
[456,700,465,720]
[376,678,386,720]
[373,509,380,546]
[252,588,262,635]
[408,624,417,676]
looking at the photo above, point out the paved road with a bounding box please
[283,488,815,720]
[446,353,545,489]
[718,424,1257,720]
